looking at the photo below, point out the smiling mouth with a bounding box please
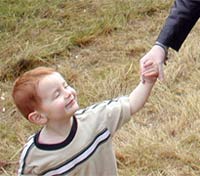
[65,98,75,109]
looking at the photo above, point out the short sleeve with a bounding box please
[75,96,131,136]
[103,96,131,135]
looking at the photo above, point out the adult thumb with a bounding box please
[158,63,164,81]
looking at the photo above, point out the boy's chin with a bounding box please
[72,102,79,111]
[66,104,79,116]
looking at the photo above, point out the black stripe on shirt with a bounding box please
[21,142,35,174]
[41,128,111,176]
[34,116,77,150]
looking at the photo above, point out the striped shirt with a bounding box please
[18,96,131,176]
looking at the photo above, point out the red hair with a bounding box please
[12,67,56,119]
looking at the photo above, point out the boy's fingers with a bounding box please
[143,71,158,77]
[142,63,158,74]
[142,67,155,74]
[140,57,159,82]
[143,60,154,68]
[144,72,158,77]
[142,67,158,76]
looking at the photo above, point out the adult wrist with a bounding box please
[154,41,169,65]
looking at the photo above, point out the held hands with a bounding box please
[140,45,167,82]
[140,59,159,83]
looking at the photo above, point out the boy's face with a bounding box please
[37,72,79,122]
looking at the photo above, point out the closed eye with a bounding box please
[53,90,60,99]
[64,83,69,89]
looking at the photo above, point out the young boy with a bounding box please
[12,60,158,176]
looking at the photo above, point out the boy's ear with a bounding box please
[28,111,48,125]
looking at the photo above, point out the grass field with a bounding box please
[0,0,200,175]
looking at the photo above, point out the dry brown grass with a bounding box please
[1,0,200,175]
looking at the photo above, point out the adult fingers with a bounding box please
[158,63,164,81]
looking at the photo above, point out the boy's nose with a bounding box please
[63,89,71,99]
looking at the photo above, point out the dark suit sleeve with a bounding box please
[157,0,200,51]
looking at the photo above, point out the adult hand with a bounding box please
[140,45,167,81]
[141,59,159,83]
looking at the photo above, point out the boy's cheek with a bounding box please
[56,102,65,110]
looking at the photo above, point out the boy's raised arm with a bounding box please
[129,60,158,115]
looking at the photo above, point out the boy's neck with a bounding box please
[39,116,74,144]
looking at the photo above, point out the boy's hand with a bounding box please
[140,45,166,81]
[141,59,159,83]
